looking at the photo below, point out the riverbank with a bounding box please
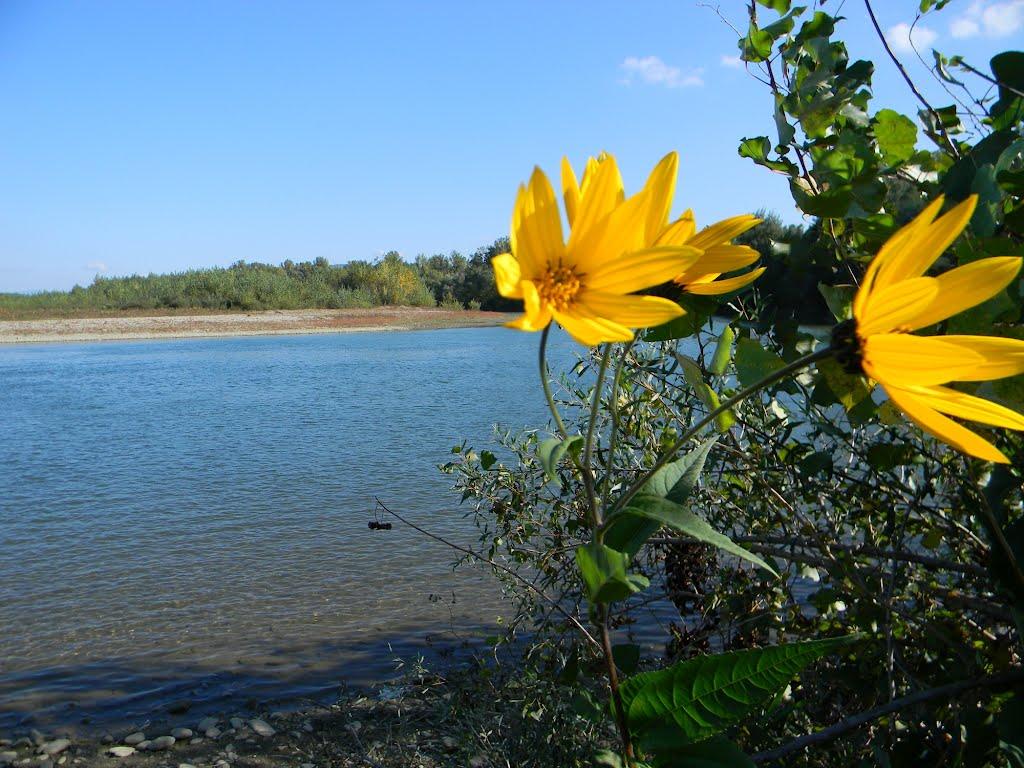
[0,664,591,768]
[0,307,513,344]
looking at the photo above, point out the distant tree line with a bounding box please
[0,238,519,318]
[2,219,860,323]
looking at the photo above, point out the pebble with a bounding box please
[188,738,203,746]
[300,764,315,768]
[170,728,192,740]
[148,736,175,751]
[106,747,135,758]
[469,757,487,768]
[178,764,198,768]
[301,722,313,733]
[123,733,145,746]
[133,741,151,752]
[229,718,244,731]
[205,727,222,739]
[442,736,458,751]
[29,732,44,748]
[0,753,16,766]
[197,717,218,732]
[249,719,275,738]
[38,740,70,757]
[39,760,53,768]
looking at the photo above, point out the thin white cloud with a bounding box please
[87,261,108,273]
[620,56,704,88]
[950,0,1024,38]
[720,54,743,69]
[886,22,938,54]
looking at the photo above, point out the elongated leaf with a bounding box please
[710,326,736,376]
[618,495,778,575]
[603,513,662,559]
[734,337,786,389]
[642,437,718,504]
[620,637,858,745]
[537,435,582,487]
[678,356,735,432]
[576,543,649,604]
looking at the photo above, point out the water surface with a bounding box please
[0,327,576,732]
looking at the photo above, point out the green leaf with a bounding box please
[619,637,858,746]
[641,437,718,505]
[603,512,663,560]
[756,0,791,11]
[816,356,872,411]
[970,163,1003,237]
[537,435,582,487]
[612,644,641,675]
[991,51,1024,105]
[643,735,755,767]
[873,109,918,165]
[734,337,786,389]
[738,136,798,174]
[740,22,773,62]
[616,495,778,575]
[645,296,718,341]
[817,283,856,321]
[480,450,496,470]
[710,325,736,375]
[678,356,735,432]
[575,543,649,605]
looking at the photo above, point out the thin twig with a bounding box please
[863,0,962,159]
[374,498,601,650]
[752,669,1024,763]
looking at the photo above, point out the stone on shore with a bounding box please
[205,727,222,739]
[197,717,218,732]
[249,719,275,738]
[106,747,135,758]
[123,733,145,746]
[38,740,70,756]
[148,736,175,751]
[229,718,244,731]
[0,752,18,766]
[170,728,192,740]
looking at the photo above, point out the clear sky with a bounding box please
[1,1,1020,292]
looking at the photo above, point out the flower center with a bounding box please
[830,318,864,375]
[537,265,583,312]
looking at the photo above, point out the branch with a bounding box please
[752,669,1024,764]
[373,498,601,650]
[863,0,962,159]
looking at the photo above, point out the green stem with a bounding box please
[610,345,832,516]
[583,345,613,526]
[603,339,636,503]
[539,325,569,439]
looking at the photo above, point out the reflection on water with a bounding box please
[0,327,577,732]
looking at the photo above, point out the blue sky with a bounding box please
[1,1,1021,292]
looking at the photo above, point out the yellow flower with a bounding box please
[493,152,703,346]
[833,194,1024,463]
[563,154,765,296]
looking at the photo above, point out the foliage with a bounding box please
[440,2,1024,766]
[0,239,517,318]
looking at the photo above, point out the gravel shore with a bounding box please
[0,308,512,344]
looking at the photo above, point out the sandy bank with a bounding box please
[0,307,513,345]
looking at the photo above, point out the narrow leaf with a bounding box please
[537,435,582,486]
[618,495,778,575]
[620,637,858,745]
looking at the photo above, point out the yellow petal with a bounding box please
[684,267,765,295]
[906,256,1023,330]
[579,291,684,327]
[642,152,678,244]
[885,384,1010,463]
[567,154,625,256]
[686,244,760,275]
[687,214,761,251]
[491,253,522,299]
[893,384,1024,431]
[553,308,633,346]
[858,276,939,336]
[853,196,945,318]
[935,335,1024,381]
[586,246,703,294]
[862,333,985,387]
[570,188,652,274]
[504,280,551,331]
[561,157,581,228]
[876,196,976,287]
[655,210,697,247]
[511,171,565,279]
